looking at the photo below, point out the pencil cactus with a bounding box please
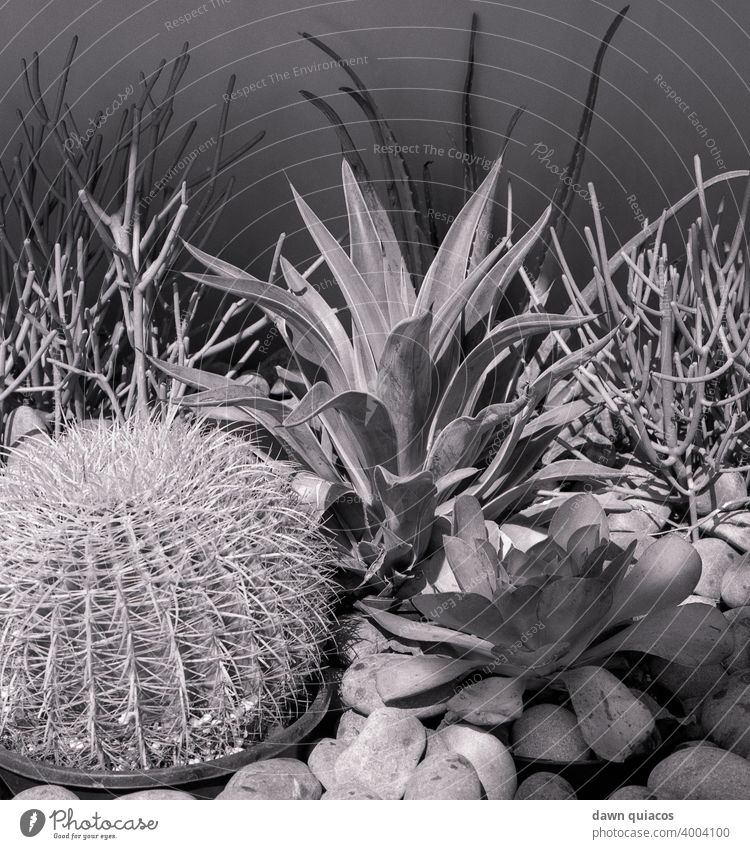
[0,417,335,771]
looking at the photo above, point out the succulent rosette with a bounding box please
[358,493,733,682]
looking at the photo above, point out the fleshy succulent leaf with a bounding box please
[373,467,438,560]
[579,603,733,667]
[356,600,497,661]
[374,655,480,703]
[444,535,496,600]
[290,182,389,364]
[606,535,702,625]
[375,312,435,475]
[411,592,506,642]
[415,154,504,314]
[340,158,410,326]
[549,492,608,555]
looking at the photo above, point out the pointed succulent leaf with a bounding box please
[432,314,589,432]
[415,155,504,314]
[427,401,524,480]
[562,666,657,763]
[435,467,478,497]
[606,536,702,625]
[181,262,351,392]
[284,383,400,474]
[411,592,508,643]
[481,459,626,520]
[375,655,480,703]
[579,604,733,667]
[290,183,390,360]
[280,256,361,387]
[446,676,525,726]
[527,324,620,405]
[341,159,410,327]
[452,494,487,544]
[150,357,250,392]
[520,400,591,440]
[464,205,552,331]
[291,472,354,515]
[375,312,435,475]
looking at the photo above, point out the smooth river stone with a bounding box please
[217,758,322,800]
[334,707,426,800]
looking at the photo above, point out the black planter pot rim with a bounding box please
[0,681,332,792]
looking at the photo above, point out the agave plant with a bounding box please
[357,493,732,682]
[155,157,621,589]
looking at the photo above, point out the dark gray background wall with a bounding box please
[0,0,748,281]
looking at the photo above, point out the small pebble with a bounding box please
[403,753,482,800]
[15,784,79,800]
[515,772,576,799]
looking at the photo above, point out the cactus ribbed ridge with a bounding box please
[0,417,335,771]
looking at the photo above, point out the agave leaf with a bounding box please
[444,536,496,599]
[177,386,287,414]
[490,402,591,493]
[149,357,242,392]
[356,600,497,661]
[520,400,591,439]
[412,592,507,642]
[447,675,525,725]
[562,666,656,763]
[290,182,389,362]
[427,401,524,481]
[579,604,733,667]
[341,159,409,327]
[428,233,510,359]
[606,535,702,625]
[452,494,487,545]
[432,313,590,434]
[464,205,552,331]
[375,313,435,475]
[415,154,504,314]
[181,264,351,392]
[280,256,360,388]
[527,324,619,406]
[479,459,625,520]
[284,383,399,474]
[341,86,427,278]
[435,467,479,498]
[375,655,479,703]
[373,466,437,560]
